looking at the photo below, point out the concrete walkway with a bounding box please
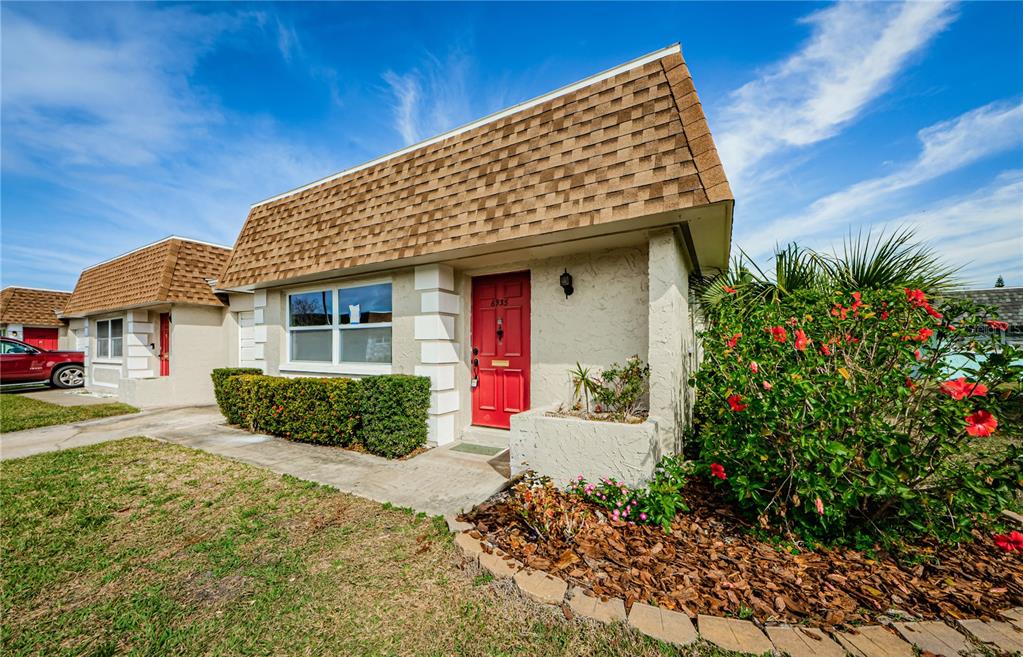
[0,406,510,516]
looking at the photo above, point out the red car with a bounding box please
[0,337,85,388]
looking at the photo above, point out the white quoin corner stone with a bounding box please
[415,263,459,446]
[414,315,455,341]
[415,364,455,391]
[414,264,454,291]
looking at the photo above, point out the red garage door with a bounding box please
[24,327,58,351]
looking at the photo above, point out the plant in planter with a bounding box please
[693,284,1022,545]
[570,362,599,414]
[592,356,650,420]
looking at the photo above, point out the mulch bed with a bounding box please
[462,483,1023,628]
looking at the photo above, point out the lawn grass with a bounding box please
[0,438,743,657]
[0,394,138,433]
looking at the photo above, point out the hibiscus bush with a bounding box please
[693,286,1023,545]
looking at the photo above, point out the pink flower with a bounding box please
[762,381,773,391]
[725,333,742,348]
[750,361,759,373]
[710,463,727,480]
[639,513,648,521]
[986,320,1009,331]
[815,497,825,516]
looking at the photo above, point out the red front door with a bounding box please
[471,271,530,429]
[23,327,58,351]
[159,313,170,377]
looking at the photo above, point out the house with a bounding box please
[951,286,1023,345]
[61,236,235,406]
[216,42,733,469]
[0,287,73,350]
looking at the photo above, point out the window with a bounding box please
[96,318,123,359]
[287,283,392,366]
[1,340,37,354]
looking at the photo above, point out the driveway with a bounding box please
[0,406,509,516]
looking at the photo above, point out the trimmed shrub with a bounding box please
[360,375,431,458]
[251,376,362,447]
[210,370,430,458]
[693,286,1022,544]
[212,367,262,425]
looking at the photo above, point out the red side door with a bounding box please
[159,313,170,376]
[471,271,530,429]
[23,327,58,351]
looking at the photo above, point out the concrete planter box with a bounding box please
[509,405,660,488]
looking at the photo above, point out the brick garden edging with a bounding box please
[446,516,1023,656]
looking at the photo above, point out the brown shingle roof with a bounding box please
[219,45,731,289]
[63,237,231,316]
[0,287,71,326]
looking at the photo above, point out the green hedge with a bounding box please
[211,368,262,425]
[210,369,429,458]
[360,375,431,458]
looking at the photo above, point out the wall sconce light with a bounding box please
[559,269,574,299]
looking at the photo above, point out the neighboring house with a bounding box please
[0,287,73,350]
[950,286,1023,348]
[61,236,234,406]
[216,43,733,454]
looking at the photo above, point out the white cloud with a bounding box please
[382,51,474,146]
[716,1,956,194]
[877,172,1023,287]
[0,4,335,289]
[739,100,1023,257]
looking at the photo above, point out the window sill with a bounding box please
[91,359,123,365]
[281,362,392,376]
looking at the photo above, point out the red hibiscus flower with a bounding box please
[750,361,759,373]
[905,288,927,306]
[965,410,998,437]
[762,380,773,390]
[710,463,727,480]
[831,304,849,320]
[767,326,788,343]
[993,531,1023,552]
[914,348,922,361]
[881,311,889,320]
[725,333,742,348]
[726,394,748,412]
[794,329,810,351]
[905,378,916,391]
[986,320,1009,331]
[820,344,832,356]
[723,285,738,294]
[939,377,989,400]
[924,303,943,319]
[904,327,933,343]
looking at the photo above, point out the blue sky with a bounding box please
[2,1,1021,291]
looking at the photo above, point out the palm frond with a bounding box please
[822,228,960,293]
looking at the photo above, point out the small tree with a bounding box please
[995,275,1005,288]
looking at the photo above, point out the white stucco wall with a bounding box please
[453,245,650,436]
[647,228,694,454]
[510,406,660,487]
[118,304,229,407]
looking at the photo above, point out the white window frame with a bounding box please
[283,279,393,375]
[94,317,124,364]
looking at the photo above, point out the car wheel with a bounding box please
[52,365,85,389]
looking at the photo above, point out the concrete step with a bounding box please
[459,425,510,450]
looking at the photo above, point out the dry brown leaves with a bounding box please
[464,487,1023,628]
